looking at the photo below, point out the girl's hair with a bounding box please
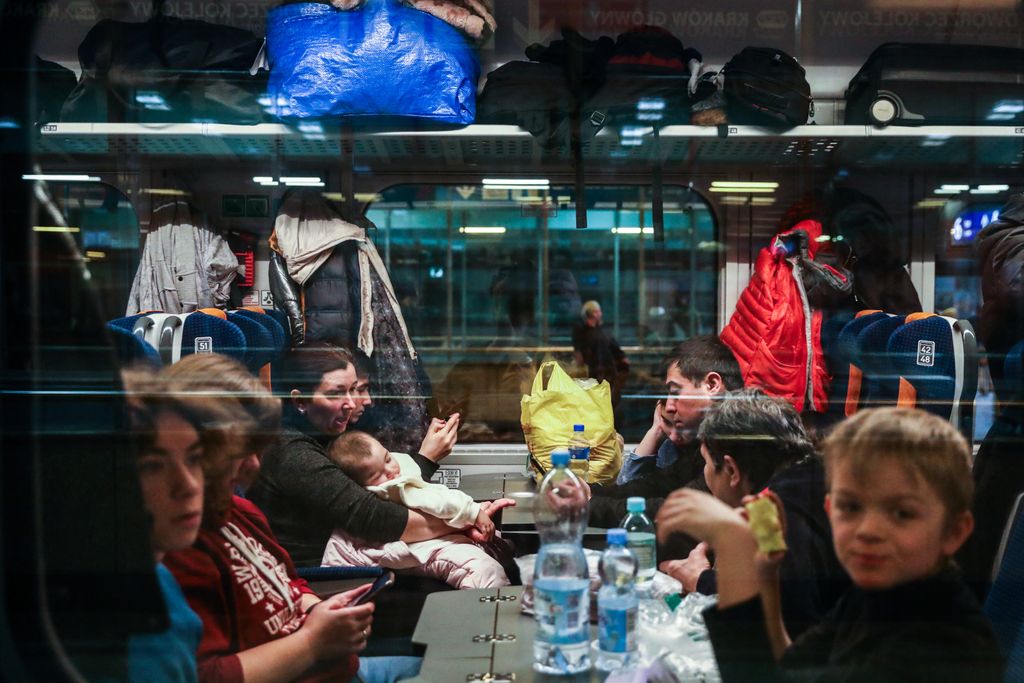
[150,354,281,527]
[822,407,973,521]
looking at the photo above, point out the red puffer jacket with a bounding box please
[721,220,830,412]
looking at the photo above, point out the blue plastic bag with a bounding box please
[266,1,478,122]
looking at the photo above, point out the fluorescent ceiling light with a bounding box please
[710,181,779,190]
[750,197,776,205]
[484,185,549,191]
[970,188,1001,194]
[482,178,549,187]
[611,227,653,234]
[637,112,663,121]
[977,184,1009,191]
[940,184,969,191]
[934,189,960,195]
[637,99,666,111]
[915,199,948,209]
[85,250,106,259]
[619,139,643,146]
[143,188,188,196]
[621,126,654,137]
[460,226,506,234]
[718,196,749,205]
[280,176,324,187]
[993,101,1024,114]
[253,176,278,186]
[33,226,80,233]
[709,186,775,193]
[23,174,100,182]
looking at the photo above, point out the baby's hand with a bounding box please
[473,510,495,542]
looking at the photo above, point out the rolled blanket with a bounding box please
[402,0,496,43]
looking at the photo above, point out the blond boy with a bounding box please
[656,407,1003,681]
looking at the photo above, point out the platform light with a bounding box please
[619,139,644,146]
[33,226,80,233]
[280,176,325,187]
[85,250,106,259]
[611,227,653,234]
[23,174,100,182]
[939,184,970,191]
[977,184,1010,192]
[750,197,776,205]
[482,178,549,187]
[915,198,948,209]
[459,226,506,234]
[637,112,663,121]
[253,176,278,186]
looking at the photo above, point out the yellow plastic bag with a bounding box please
[521,361,622,485]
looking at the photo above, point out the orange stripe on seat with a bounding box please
[905,312,936,323]
[845,365,863,417]
[855,309,882,318]
[198,308,228,320]
[241,306,266,315]
[898,377,918,408]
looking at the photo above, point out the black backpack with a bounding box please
[61,16,267,124]
[722,47,812,127]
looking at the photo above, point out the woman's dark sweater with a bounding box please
[248,424,439,567]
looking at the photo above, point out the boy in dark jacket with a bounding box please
[657,407,1003,682]
[661,389,847,638]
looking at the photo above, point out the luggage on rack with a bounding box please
[61,16,267,124]
[34,57,77,126]
[265,0,478,122]
[477,29,613,151]
[721,46,812,127]
[844,43,1024,127]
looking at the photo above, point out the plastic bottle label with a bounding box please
[568,446,590,459]
[627,532,657,574]
[534,579,590,645]
[598,604,637,653]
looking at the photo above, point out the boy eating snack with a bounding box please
[656,407,1004,681]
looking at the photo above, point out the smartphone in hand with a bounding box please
[353,570,396,605]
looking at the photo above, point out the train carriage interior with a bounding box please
[2,0,1024,680]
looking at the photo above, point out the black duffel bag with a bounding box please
[722,46,812,127]
[61,16,267,124]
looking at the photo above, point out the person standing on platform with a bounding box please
[572,300,630,414]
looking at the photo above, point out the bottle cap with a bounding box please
[607,528,627,545]
[573,424,585,432]
[627,497,646,513]
[550,451,570,468]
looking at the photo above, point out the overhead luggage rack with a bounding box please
[36,122,1024,170]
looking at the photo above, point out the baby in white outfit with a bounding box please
[322,430,510,589]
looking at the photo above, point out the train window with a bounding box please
[366,183,718,442]
[6,0,1024,680]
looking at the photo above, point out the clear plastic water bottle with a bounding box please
[597,528,639,671]
[622,497,656,589]
[533,451,591,675]
[567,423,591,483]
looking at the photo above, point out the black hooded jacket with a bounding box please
[696,456,849,638]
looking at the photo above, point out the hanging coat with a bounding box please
[126,199,241,315]
[721,220,831,413]
[269,191,427,454]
